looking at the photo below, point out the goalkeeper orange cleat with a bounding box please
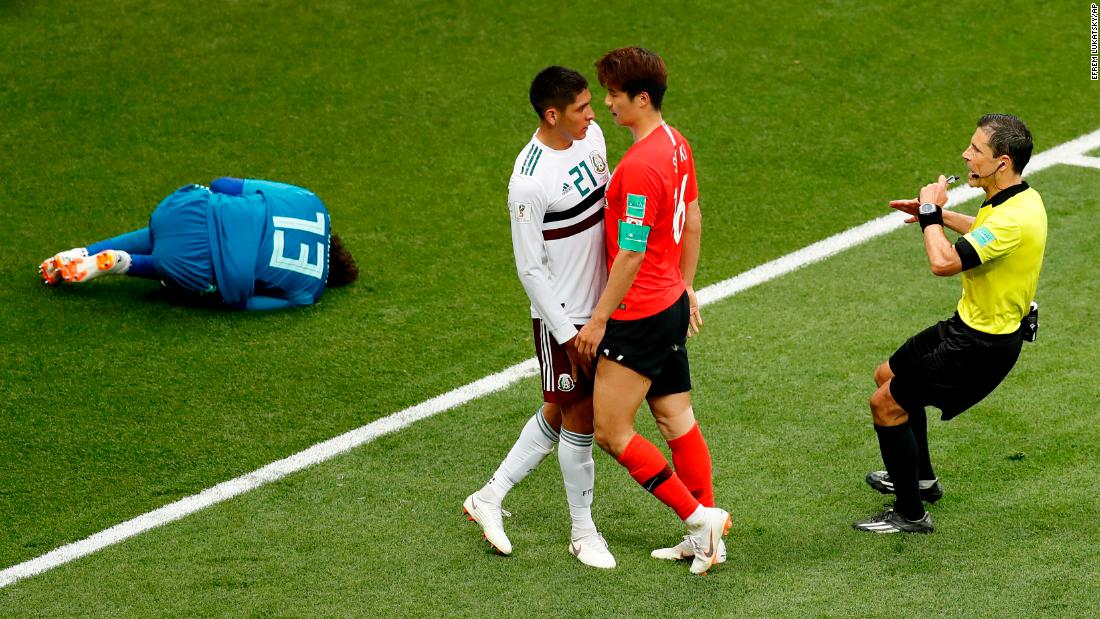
[59,250,130,283]
[39,248,88,286]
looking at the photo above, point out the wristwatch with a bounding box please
[917,203,943,231]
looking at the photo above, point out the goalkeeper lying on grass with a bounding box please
[40,178,357,310]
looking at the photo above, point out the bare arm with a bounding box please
[922,225,963,276]
[679,199,701,286]
[678,199,703,336]
[942,210,975,235]
[915,176,963,277]
[890,198,975,235]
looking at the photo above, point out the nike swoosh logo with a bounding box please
[702,514,730,561]
[570,542,582,557]
[704,531,718,560]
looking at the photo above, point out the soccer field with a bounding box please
[2,1,1099,616]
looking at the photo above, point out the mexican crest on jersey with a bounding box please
[590,151,608,174]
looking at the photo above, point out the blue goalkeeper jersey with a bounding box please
[207,179,331,309]
[151,179,330,310]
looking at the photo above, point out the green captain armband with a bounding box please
[618,219,650,252]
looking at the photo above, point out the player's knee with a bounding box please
[870,404,892,426]
[652,413,674,439]
[869,389,888,418]
[540,403,563,433]
[870,388,905,426]
[873,362,893,387]
[560,402,594,435]
[653,408,693,440]
[593,428,615,456]
[594,426,626,458]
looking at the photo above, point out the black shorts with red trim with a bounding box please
[889,313,1023,421]
[532,319,592,405]
[597,291,691,397]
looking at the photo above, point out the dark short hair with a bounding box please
[594,47,668,111]
[529,66,588,120]
[326,233,358,287]
[977,114,1033,173]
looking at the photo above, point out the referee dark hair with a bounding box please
[853,114,1048,534]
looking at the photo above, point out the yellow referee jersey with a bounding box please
[955,182,1047,335]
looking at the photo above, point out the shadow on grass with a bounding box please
[41,280,358,314]
[44,281,230,313]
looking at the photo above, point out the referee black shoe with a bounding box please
[852,505,934,534]
[865,471,944,504]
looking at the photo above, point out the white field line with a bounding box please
[3,128,1099,590]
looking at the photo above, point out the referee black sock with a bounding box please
[874,423,923,520]
[909,407,937,482]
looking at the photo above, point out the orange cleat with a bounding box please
[38,248,88,286]
[95,251,116,271]
[40,259,62,286]
[59,250,130,284]
[59,255,89,282]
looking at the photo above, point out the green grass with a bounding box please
[3,168,1097,618]
[1,0,1098,616]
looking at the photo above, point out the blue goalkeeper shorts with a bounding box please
[149,185,216,293]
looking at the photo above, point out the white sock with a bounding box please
[481,407,558,504]
[558,428,597,539]
[684,504,708,530]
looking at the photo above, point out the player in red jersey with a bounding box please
[574,47,731,576]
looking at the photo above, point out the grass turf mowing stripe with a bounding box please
[3,127,1098,590]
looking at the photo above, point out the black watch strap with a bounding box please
[917,203,944,231]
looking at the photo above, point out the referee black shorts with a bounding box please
[597,291,691,397]
[889,313,1023,421]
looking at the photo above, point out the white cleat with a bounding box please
[39,248,88,286]
[687,507,732,576]
[58,250,130,284]
[651,535,726,564]
[569,533,616,569]
[463,492,512,555]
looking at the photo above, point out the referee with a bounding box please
[853,114,1047,534]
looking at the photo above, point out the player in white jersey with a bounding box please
[463,66,615,569]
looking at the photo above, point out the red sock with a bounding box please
[668,422,715,507]
[617,433,700,520]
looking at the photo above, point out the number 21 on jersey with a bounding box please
[568,160,598,197]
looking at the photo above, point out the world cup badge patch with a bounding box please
[972,225,996,247]
[557,374,575,392]
[590,151,608,174]
[510,201,533,223]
